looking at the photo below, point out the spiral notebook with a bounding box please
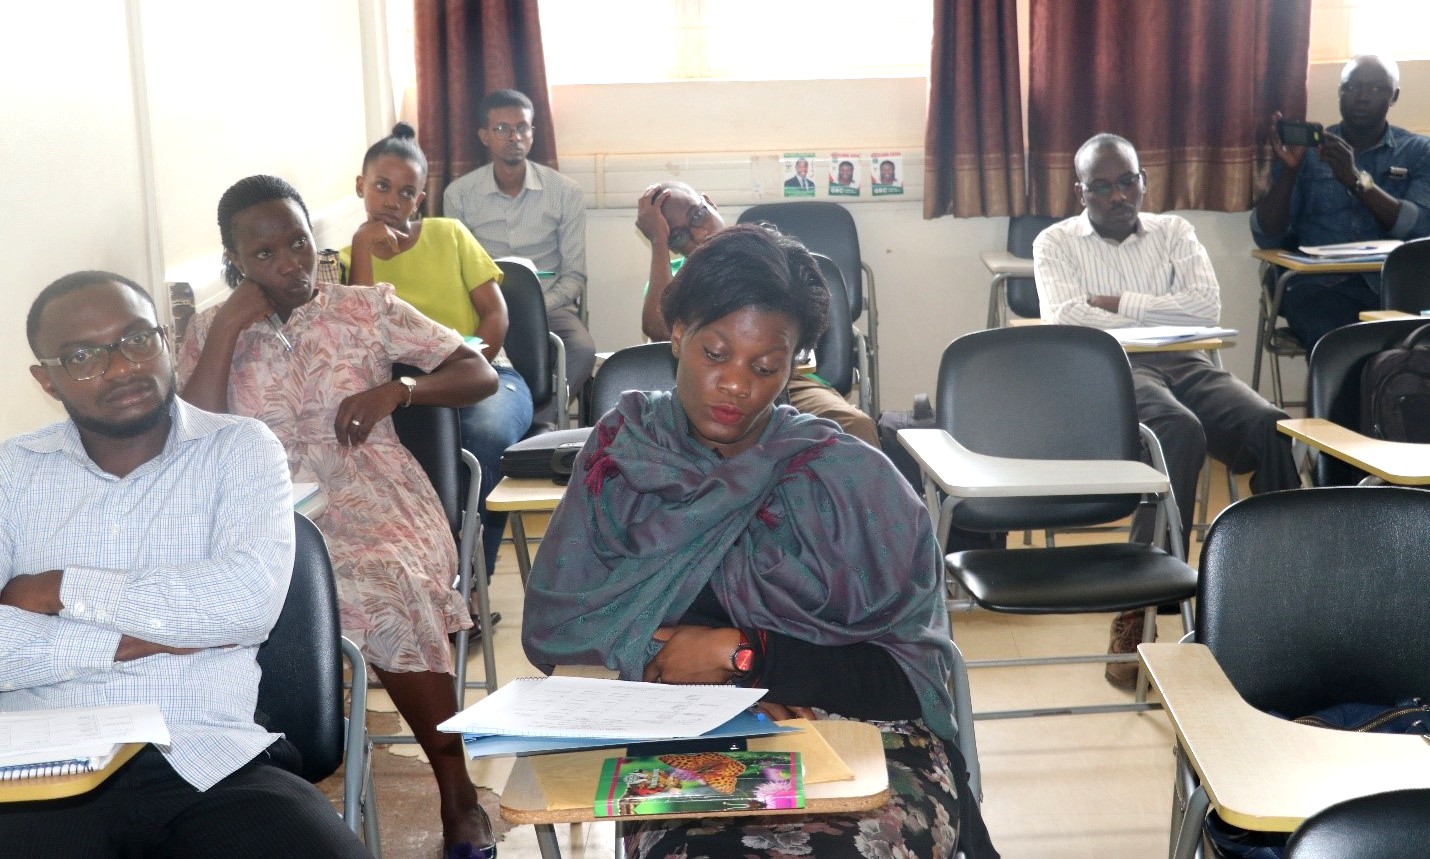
[437,676,765,740]
[0,704,169,780]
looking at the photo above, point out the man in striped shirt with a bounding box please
[1033,134,1299,688]
[0,272,367,856]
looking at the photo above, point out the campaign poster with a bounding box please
[870,152,904,196]
[782,153,817,197]
[828,153,861,197]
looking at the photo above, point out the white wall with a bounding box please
[3,0,381,439]
[2,3,149,437]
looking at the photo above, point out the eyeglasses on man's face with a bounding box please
[1340,81,1393,99]
[38,326,168,381]
[489,122,534,139]
[1080,171,1145,198]
[667,202,712,254]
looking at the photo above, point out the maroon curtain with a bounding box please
[1026,0,1311,216]
[414,0,556,214]
[924,0,1026,219]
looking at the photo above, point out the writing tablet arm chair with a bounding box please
[1379,237,1430,314]
[497,260,568,433]
[1167,486,1430,859]
[809,253,868,415]
[257,513,378,849]
[1306,318,1429,486]
[982,214,1062,328]
[900,325,1197,720]
[1251,253,1310,408]
[580,342,678,426]
[737,201,879,415]
[388,395,496,705]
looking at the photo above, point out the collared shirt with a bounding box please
[1251,123,1430,291]
[444,161,587,315]
[0,399,294,791]
[1033,211,1222,328]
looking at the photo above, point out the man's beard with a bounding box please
[67,381,176,440]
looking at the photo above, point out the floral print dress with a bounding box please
[179,282,470,674]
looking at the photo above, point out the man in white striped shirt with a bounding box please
[1034,135,1299,687]
[0,272,367,855]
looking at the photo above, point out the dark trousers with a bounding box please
[1281,275,1379,349]
[0,745,370,857]
[1129,352,1301,550]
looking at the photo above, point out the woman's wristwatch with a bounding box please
[730,630,757,683]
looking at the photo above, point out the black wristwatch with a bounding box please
[730,630,757,683]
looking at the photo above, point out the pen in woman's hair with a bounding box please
[267,314,293,352]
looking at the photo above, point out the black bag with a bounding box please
[1360,322,1430,443]
[499,427,593,482]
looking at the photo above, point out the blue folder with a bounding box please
[461,709,795,759]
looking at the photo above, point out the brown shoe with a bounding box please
[1104,610,1145,690]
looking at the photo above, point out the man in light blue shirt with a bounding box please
[445,88,593,421]
[1252,55,1430,347]
[0,271,366,856]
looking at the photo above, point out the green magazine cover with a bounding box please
[594,750,805,817]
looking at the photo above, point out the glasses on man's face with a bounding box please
[1341,81,1392,99]
[489,122,533,139]
[1080,171,1145,198]
[667,203,711,254]
[38,326,168,381]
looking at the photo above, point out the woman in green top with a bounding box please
[342,123,533,577]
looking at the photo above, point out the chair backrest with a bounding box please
[388,390,463,536]
[584,342,678,425]
[1307,318,1427,486]
[811,253,855,396]
[496,260,556,412]
[255,513,345,783]
[1380,238,1430,313]
[936,325,1143,531]
[1005,215,1063,320]
[737,202,863,316]
[1198,486,1430,718]
[1285,788,1430,858]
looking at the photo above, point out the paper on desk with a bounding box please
[291,482,320,508]
[1107,326,1237,347]
[0,704,169,767]
[1298,239,1402,257]
[438,676,765,739]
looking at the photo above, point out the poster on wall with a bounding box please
[828,153,861,197]
[782,153,817,197]
[870,152,904,196]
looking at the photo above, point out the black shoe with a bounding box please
[450,611,502,643]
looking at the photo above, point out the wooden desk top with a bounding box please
[485,477,568,513]
[997,320,1232,353]
[1276,418,1430,485]
[979,249,1035,278]
[1251,248,1385,274]
[1359,309,1421,322]
[1139,643,1430,832]
[1123,337,1230,354]
[897,428,1170,499]
[499,720,889,825]
[0,742,143,803]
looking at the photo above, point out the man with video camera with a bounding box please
[1252,55,1430,348]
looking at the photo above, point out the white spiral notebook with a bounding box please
[0,704,170,780]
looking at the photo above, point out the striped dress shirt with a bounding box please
[444,161,588,315]
[0,400,294,790]
[1033,211,1222,329]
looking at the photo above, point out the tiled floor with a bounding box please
[322,471,1246,858]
